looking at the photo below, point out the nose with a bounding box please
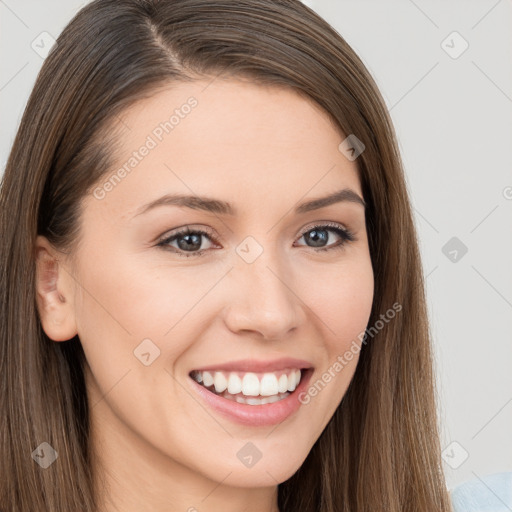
[222,249,305,341]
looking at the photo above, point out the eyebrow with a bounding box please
[132,187,366,218]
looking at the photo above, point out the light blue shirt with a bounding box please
[450,472,512,512]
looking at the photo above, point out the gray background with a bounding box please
[1,0,511,492]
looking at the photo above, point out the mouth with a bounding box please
[189,367,309,405]
[187,362,314,426]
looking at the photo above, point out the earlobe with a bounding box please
[34,235,78,342]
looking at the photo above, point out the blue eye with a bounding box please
[296,222,356,252]
[156,223,356,258]
[157,227,217,258]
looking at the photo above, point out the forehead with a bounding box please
[87,78,362,220]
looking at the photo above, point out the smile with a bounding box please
[190,369,302,405]
[188,364,314,426]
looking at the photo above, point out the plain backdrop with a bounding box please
[1,0,511,492]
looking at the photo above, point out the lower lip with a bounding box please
[189,369,314,427]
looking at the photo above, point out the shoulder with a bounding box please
[449,472,512,512]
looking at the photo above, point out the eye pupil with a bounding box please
[305,229,328,247]
[178,233,202,251]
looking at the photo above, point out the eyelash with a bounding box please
[156,222,356,258]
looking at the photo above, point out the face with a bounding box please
[36,78,374,489]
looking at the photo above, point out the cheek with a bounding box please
[294,257,373,420]
[74,246,185,337]
[300,256,374,349]
[73,249,223,388]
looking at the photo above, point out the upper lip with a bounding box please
[191,358,314,373]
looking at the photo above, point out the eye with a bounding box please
[156,226,217,258]
[156,222,356,258]
[294,222,356,252]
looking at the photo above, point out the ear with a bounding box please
[34,235,78,342]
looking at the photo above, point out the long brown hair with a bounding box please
[0,1,452,510]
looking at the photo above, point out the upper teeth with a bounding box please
[191,369,302,396]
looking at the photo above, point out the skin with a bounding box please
[35,78,374,512]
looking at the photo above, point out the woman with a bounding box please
[0,0,454,510]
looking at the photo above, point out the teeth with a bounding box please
[260,373,279,396]
[233,392,290,405]
[213,372,228,393]
[246,397,264,405]
[287,369,301,392]
[202,371,214,387]
[278,374,288,393]
[227,373,242,394]
[286,372,295,392]
[191,368,304,398]
[242,373,260,396]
